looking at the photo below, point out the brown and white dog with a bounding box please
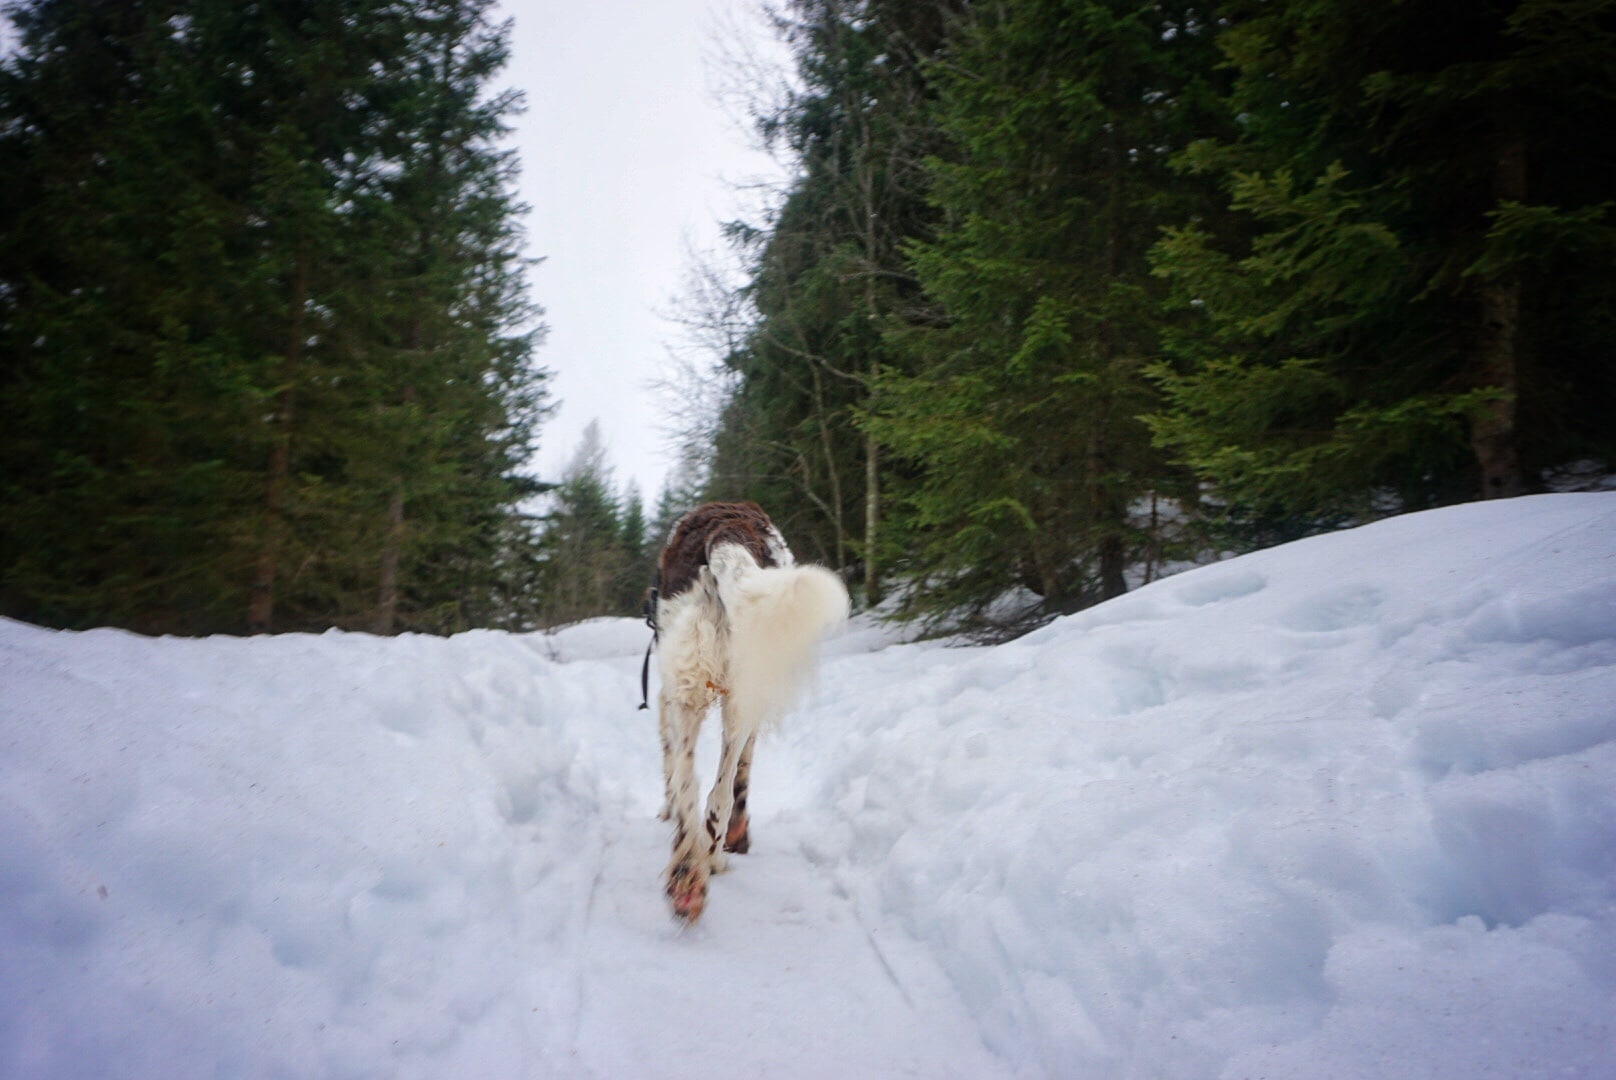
[651,502,849,922]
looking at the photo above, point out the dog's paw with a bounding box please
[666,862,708,923]
[724,815,750,854]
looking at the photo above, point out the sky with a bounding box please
[503,0,789,503]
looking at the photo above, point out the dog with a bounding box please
[650,502,849,922]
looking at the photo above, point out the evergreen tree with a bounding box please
[534,421,630,626]
[646,477,699,573]
[706,0,957,599]
[869,0,1224,627]
[0,0,354,631]
[310,0,550,635]
[0,0,550,634]
[1146,0,1616,530]
[668,0,1616,636]
[616,482,650,610]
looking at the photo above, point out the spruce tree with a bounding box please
[0,0,550,634]
[870,0,1224,627]
[1146,0,1616,529]
[534,421,630,626]
[0,0,317,631]
[318,0,549,635]
[616,482,650,611]
[706,0,956,596]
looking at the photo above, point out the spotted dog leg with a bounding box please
[724,733,757,854]
[701,696,751,877]
[662,696,709,922]
[657,691,676,821]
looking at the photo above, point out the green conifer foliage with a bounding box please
[1147,0,1616,532]
[706,0,955,597]
[533,421,636,627]
[871,0,1223,626]
[0,0,550,634]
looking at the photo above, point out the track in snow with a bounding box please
[549,764,1009,1077]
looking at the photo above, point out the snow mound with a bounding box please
[772,493,1616,1077]
[530,614,650,662]
[2,493,1613,1078]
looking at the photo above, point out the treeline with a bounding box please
[693,0,1616,632]
[530,420,695,629]
[0,0,551,635]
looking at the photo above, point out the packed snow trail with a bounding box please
[3,493,1615,1078]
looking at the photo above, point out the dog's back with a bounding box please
[658,501,789,599]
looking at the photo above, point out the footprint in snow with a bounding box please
[1175,570,1267,607]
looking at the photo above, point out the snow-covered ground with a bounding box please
[3,493,1614,1079]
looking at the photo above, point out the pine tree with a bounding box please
[0,0,551,634]
[534,421,630,626]
[1146,0,1616,529]
[870,0,1224,627]
[706,0,957,597]
[616,482,650,611]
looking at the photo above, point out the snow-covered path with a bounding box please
[1,596,1007,1078]
[4,494,1615,1078]
[564,815,1007,1078]
[495,632,1010,1078]
[502,642,1007,1079]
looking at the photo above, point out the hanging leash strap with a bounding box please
[637,583,659,710]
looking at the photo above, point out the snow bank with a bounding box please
[2,493,1613,1078]
[0,628,614,1077]
[768,493,1616,1077]
[531,614,652,662]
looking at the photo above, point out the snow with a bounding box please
[3,493,1614,1079]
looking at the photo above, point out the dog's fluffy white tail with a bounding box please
[708,544,849,730]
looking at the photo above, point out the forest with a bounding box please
[688,0,1616,633]
[3,0,1614,637]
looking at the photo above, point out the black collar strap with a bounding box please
[637,586,659,710]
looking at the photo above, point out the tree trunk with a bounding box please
[248,256,306,633]
[809,362,847,571]
[374,483,405,634]
[1144,491,1160,585]
[1087,424,1128,603]
[1473,276,1525,498]
[1470,103,1528,499]
[1094,123,1128,603]
[859,114,882,608]
[1098,532,1127,601]
[864,430,880,605]
[375,377,417,635]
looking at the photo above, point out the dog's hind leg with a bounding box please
[657,692,676,821]
[703,696,754,874]
[663,697,710,922]
[724,732,757,854]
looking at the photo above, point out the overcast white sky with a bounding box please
[503,0,788,503]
